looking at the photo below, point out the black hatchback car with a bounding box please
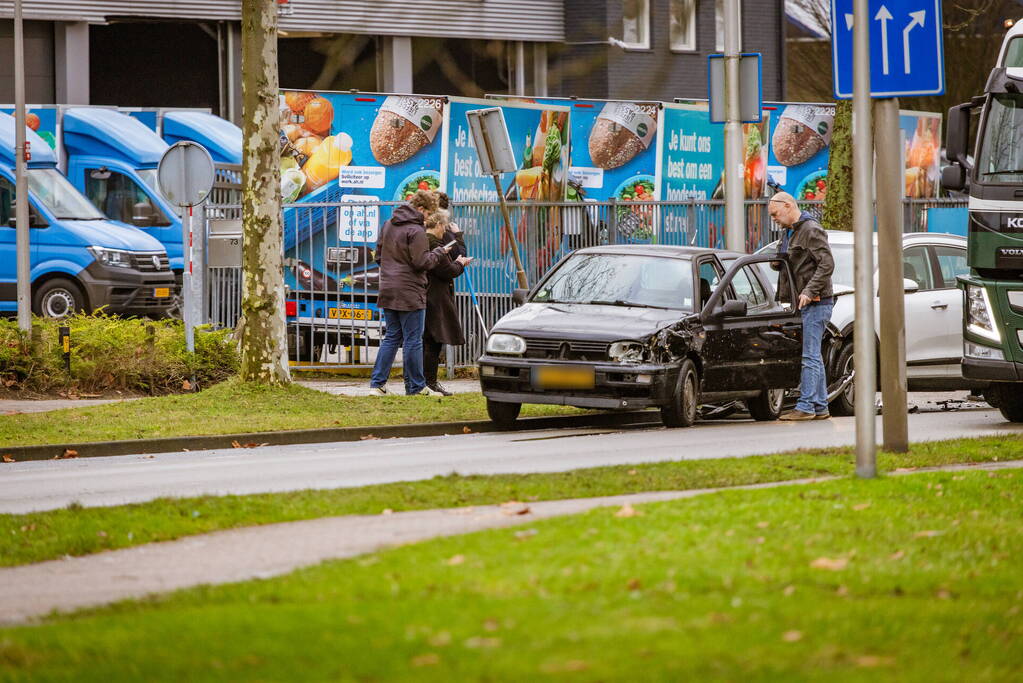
[478,245,803,428]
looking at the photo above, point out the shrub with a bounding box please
[0,314,238,394]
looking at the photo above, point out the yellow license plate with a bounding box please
[328,307,372,320]
[154,287,170,298]
[532,365,595,390]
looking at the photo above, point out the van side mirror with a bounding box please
[511,288,529,306]
[941,164,965,192]
[945,102,972,164]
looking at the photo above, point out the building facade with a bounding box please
[0,0,785,121]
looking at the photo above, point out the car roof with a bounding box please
[574,244,744,260]
[763,230,966,247]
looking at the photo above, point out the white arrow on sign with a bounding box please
[902,10,926,74]
[845,13,854,30]
[874,5,894,75]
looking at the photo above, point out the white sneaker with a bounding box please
[414,386,445,397]
[368,385,389,396]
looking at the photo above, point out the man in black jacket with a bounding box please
[369,191,452,396]
[768,192,835,420]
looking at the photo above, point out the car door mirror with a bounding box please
[512,288,529,306]
[716,299,748,318]
[903,278,920,293]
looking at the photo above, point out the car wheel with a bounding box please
[828,341,856,416]
[32,278,87,319]
[486,399,521,429]
[989,384,1023,423]
[748,388,785,421]
[661,359,699,428]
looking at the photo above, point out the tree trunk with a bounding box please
[822,100,853,232]
[239,0,290,385]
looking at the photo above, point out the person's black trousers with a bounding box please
[423,332,444,385]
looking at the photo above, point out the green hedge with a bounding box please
[0,315,238,394]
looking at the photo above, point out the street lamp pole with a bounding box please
[722,0,744,252]
[14,0,31,332]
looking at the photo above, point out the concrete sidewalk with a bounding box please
[2,459,1019,625]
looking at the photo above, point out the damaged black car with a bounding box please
[478,245,802,428]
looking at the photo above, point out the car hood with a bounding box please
[493,302,690,342]
[60,220,167,251]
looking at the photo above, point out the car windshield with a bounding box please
[757,242,854,291]
[26,169,106,220]
[532,253,694,310]
[977,93,1023,182]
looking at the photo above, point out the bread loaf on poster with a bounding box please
[771,105,834,167]
[587,103,658,170]
[370,96,444,166]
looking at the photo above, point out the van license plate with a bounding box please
[154,287,170,298]
[532,366,595,390]
[328,307,372,320]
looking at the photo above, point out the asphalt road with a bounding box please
[3,406,1020,514]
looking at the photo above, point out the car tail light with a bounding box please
[285,300,297,316]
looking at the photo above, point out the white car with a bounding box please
[756,231,981,415]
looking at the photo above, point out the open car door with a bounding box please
[699,254,802,392]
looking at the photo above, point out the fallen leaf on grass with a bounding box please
[540,660,589,673]
[360,434,380,441]
[615,503,642,518]
[855,655,895,668]
[483,618,500,632]
[462,426,472,434]
[627,469,638,475]
[181,380,192,391]
[893,467,917,473]
[500,501,531,516]
[914,530,942,538]
[446,554,465,566]
[3,410,21,416]
[853,503,871,511]
[756,521,770,529]
[428,632,452,647]
[463,637,501,649]
[889,550,906,561]
[410,653,440,667]
[783,585,796,596]
[96,531,107,538]
[836,585,849,596]
[782,630,803,642]
[810,557,848,571]
[627,578,642,591]
[2,454,14,463]
[514,528,538,540]
[381,508,394,515]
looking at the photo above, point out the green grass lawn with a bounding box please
[2,435,1022,568]
[2,470,1021,681]
[0,379,582,448]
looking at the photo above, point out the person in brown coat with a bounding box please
[423,208,473,395]
[368,190,453,396]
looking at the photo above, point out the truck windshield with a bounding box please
[26,169,105,220]
[136,169,164,197]
[977,94,1023,183]
[532,253,694,310]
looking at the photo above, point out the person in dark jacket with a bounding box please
[768,192,835,421]
[423,209,473,395]
[369,190,452,396]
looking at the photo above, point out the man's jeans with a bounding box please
[796,298,835,415]
[370,308,427,395]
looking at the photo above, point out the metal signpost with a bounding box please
[13,0,31,332]
[721,0,744,253]
[157,141,216,353]
[832,0,945,470]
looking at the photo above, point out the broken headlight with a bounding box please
[608,341,646,363]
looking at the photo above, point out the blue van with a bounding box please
[0,112,176,318]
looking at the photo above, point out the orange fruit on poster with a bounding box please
[285,91,315,113]
[25,112,40,131]
[302,97,333,135]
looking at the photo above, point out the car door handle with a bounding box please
[930,302,948,310]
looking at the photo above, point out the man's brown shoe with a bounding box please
[814,412,831,420]
[779,409,815,421]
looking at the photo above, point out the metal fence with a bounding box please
[201,197,968,371]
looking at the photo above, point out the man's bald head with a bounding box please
[768,192,801,226]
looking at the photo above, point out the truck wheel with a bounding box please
[33,279,87,319]
[991,384,1023,423]
[661,359,699,428]
[486,399,521,429]
[828,341,856,416]
[748,388,785,421]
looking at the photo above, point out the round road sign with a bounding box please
[157,141,216,208]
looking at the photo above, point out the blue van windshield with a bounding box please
[27,169,105,220]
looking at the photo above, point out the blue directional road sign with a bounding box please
[831,0,945,99]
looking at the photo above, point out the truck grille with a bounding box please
[523,338,610,361]
[131,252,170,272]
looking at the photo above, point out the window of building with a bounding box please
[670,0,697,51]
[84,169,171,228]
[715,0,742,52]
[623,0,651,50]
